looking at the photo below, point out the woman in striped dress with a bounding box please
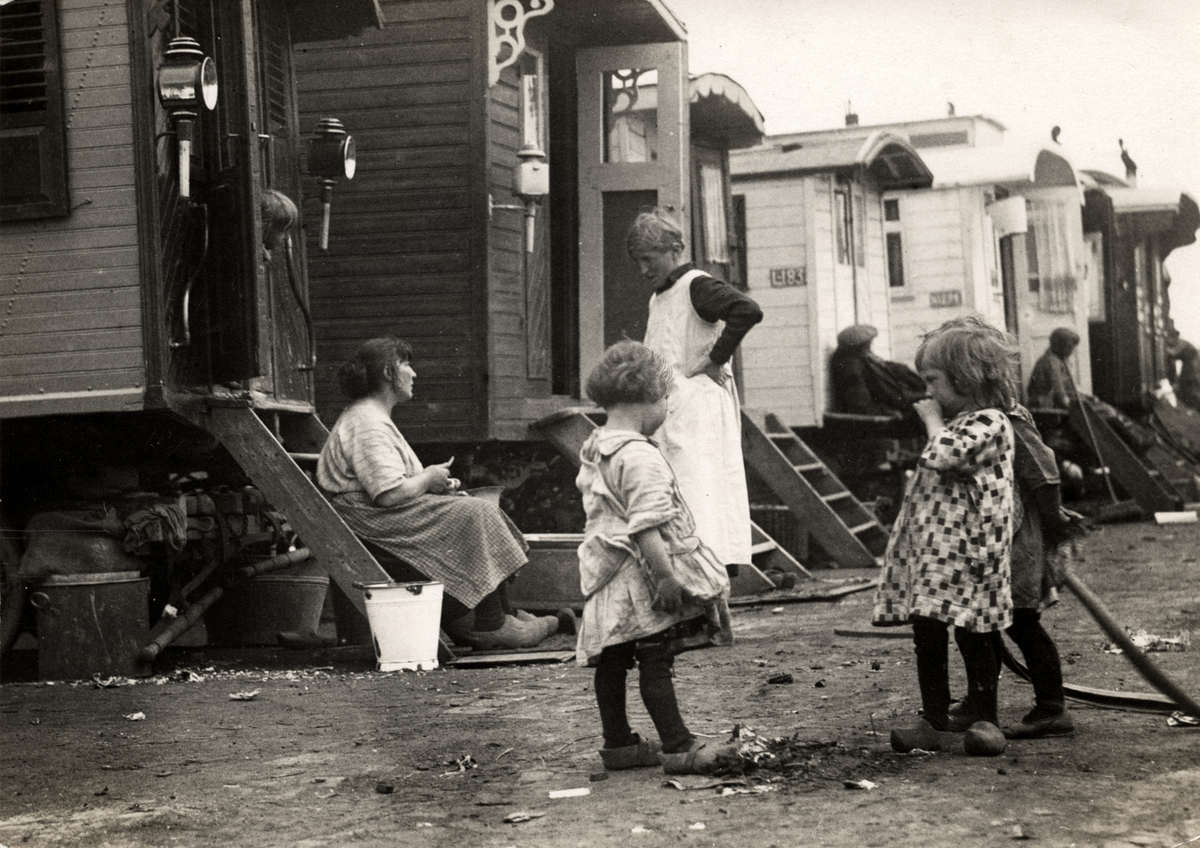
[317,336,559,649]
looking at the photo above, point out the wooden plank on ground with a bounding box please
[445,649,575,667]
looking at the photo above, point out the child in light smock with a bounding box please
[873,316,1018,757]
[575,340,735,775]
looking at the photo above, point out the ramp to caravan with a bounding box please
[741,411,888,568]
[1068,398,1180,515]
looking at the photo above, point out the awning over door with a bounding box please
[689,73,764,150]
[919,141,1081,196]
[731,130,934,189]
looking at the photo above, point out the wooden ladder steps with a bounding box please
[741,410,888,567]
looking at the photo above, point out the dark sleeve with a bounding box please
[689,275,764,365]
[830,351,878,414]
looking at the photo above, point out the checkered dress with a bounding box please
[872,408,1015,633]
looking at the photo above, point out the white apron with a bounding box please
[643,269,752,565]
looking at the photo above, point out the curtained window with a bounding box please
[1025,198,1077,314]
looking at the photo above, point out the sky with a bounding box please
[665,0,1200,339]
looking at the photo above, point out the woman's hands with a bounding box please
[684,352,726,386]
[424,458,461,494]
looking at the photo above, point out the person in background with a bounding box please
[829,323,926,419]
[1026,327,1080,410]
[626,208,763,575]
[575,340,735,775]
[874,316,1018,757]
[317,336,561,650]
[1166,328,1200,411]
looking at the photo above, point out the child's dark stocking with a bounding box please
[1006,609,1064,717]
[634,633,693,754]
[912,616,951,729]
[954,627,1000,726]
[594,643,637,749]
[1003,609,1074,738]
[954,627,1008,755]
[890,617,962,753]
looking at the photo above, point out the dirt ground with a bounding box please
[3,518,1200,848]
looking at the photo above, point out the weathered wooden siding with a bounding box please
[295,0,486,441]
[0,0,145,417]
[486,33,554,440]
[885,187,979,366]
[735,175,816,427]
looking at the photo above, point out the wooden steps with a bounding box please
[1068,397,1180,515]
[179,401,455,661]
[531,407,811,595]
[741,411,888,567]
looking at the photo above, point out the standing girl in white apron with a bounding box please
[625,208,763,570]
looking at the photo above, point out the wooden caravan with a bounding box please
[1081,175,1200,410]
[0,0,381,419]
[913,138,1091,393]
[293,2,765,443]
[729,131,933,427]
[0,1,391,644]
[736,115,1095,407]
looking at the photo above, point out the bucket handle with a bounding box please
[351,581,426,599]
[29,591,54,614]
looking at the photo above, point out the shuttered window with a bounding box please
[0,0,68,220]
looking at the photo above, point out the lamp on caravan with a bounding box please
[156,36,218,199]
[307,118,357,251]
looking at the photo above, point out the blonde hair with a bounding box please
[585,340,674,407]
[915,315,1019,411]
[625,207,685,256]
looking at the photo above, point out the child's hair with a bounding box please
[337,335,413,400]
[626,207,685,256]
[585,340,674,407]
[915,315,1019,410]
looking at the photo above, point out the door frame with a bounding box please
[575,41,689,388]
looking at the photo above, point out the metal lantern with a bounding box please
[157,36,219,199]
[307,117,356,250]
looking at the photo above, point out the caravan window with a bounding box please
[835,185,851,265]
[0,0,69,220]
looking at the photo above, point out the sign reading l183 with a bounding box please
[769,267,806,287]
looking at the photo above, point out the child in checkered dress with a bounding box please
[873,316,1018,756]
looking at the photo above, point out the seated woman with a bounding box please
[317,336,561,650]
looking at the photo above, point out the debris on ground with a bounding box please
[1167,712,1200,727]
[228,689,261,701]
[123,711,146,721]
[843,779,878,790]
[766,673,793,684]
[548,787,590,799]
[1103,629,1190,653]
[503,810,546,824]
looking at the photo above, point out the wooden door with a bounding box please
[576,41,688,385]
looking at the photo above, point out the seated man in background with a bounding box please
[830,324,926,420]
[1027,328,1079,410]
